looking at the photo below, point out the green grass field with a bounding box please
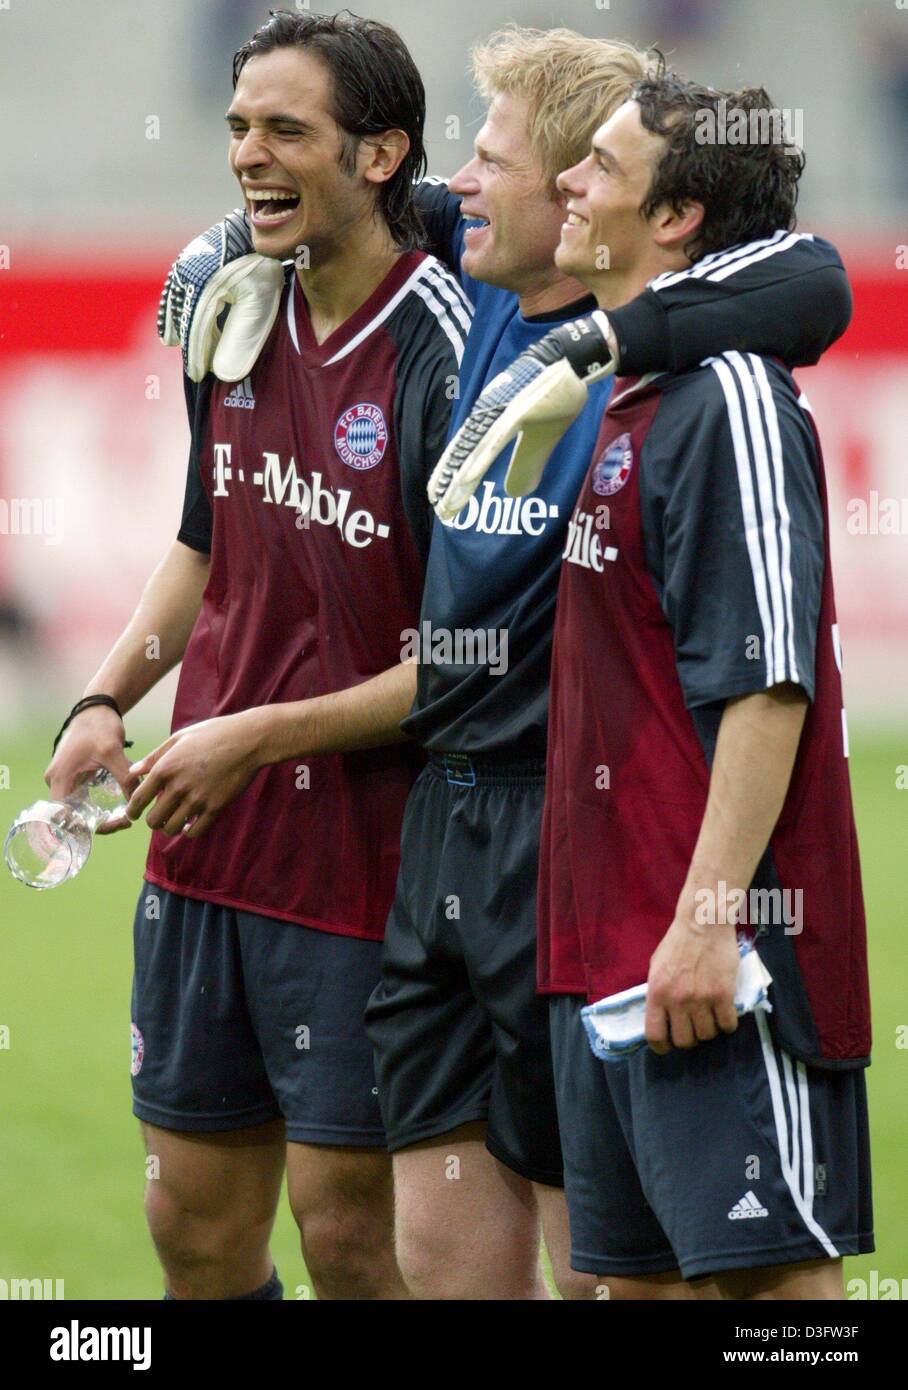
[1,727,905,1300]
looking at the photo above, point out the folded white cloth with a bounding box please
[580,942,773,1063]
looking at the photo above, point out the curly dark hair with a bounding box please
[233,10,427,250]
[632,60,806,262]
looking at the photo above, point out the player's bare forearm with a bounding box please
[83,540,211,714]
[675,684,809,924]
[45,540,211,815]
[125,660,418,838]
[251,659,418,764]
[645,684,808,1052]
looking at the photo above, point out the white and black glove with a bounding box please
[428,310,617,521]
[157,210,285,382]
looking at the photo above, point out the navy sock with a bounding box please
[163,1268,283,1301]
[235,1269,284,1301]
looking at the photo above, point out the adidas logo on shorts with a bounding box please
[728,1190,769,1220]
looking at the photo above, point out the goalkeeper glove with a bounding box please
[428,310,617,521]
[157,210,285,383]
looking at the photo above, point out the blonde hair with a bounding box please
[471,27,655,191]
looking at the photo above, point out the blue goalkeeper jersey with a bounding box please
[401,184,604,755]
[402,180,853,757]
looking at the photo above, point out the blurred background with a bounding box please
[0,0,905,1299]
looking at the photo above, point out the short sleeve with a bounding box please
[385,260,470,564]
[394,338,457,565]
[642,353,824,707]
[176,374,213,553]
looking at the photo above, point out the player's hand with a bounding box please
[428,310,617,521]
[158,210,284,382]
[644,917,740,1054]
[125,713,263,838]
[44,708,140,835]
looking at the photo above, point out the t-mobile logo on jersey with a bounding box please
[441,481,559,537]
[563,509,618,572]
[212,445,391,549]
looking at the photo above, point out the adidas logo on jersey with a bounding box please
[224,377,255,409]
[728,1191,769,1220]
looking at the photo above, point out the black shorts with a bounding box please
[550,996,874,1281]
[365,755,563,1187]
[131,882,386,1146]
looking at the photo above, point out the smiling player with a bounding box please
[45,11,468,1301]
[540,71,873,1297]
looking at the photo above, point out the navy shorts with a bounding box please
[365,755,563,1187]
[131,882,386,1146]
[550,996,874,1281]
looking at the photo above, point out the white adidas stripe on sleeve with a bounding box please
[650,230,813,291]
[409,262,471,367]
[708,356,777,689]
[750,354,800,685]
[424,259,474,329]
[707,352,800,689]
[727,351,792,685]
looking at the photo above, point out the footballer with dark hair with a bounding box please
[45,9,469,1300]
[541,71,873,1298]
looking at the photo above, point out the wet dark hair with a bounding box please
[233,9,427,249]
[632,57,805,261]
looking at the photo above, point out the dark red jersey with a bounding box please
[538,352,870,1067]
[145,251,471,937]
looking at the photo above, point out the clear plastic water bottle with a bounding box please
[4,768,128,890]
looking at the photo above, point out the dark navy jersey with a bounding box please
[539,354,870,1067]
[403,180,853,757]
[156,250,469,938]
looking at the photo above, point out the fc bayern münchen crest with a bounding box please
[592,432,634,496]
[334,403,388,470]
[130,1022,145,1077]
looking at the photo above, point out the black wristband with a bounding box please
[52,695,134,754]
